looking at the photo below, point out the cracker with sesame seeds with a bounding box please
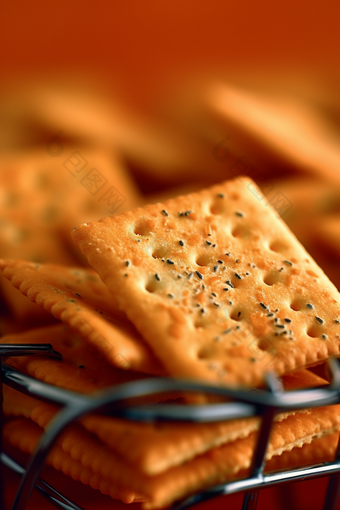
[4,399,340,510]
[72,177,340,386]
[0,259,163,375]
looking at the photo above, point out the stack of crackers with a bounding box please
[1,76,340,509]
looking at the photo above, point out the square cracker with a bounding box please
[72,177,340,386]
[0,259,163,375]
[5,400,340,510]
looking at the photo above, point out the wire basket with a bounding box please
[1,343,340,510]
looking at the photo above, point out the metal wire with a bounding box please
[1,343,340,510]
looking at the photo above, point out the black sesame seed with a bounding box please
[235,259,239,263]
[223,329,232,335]
[179,210,193,217]
[235,325,240,330]
[201,308,206,314]
[225,253,230,256]
[223,288,229,291]
[72,227,76,230]
[238,311,241,317]
[267,312,274,317]
[167,259,174,265]
[279,267,284,272]
[335,319,340,324]
[229,301,233,305]
[213,266,218,272]
[196,271,203,280]
[78,365,85,369]
[283,260,293,266]
[168,293,174,298]
[276,324,285,328]
[315,316,324,324]
[274,318,279,322]
[213,302,220,307]
[218,260,223,264]
[306,304,314,309]
[179,240,184,246]
[125,261,130,267]
[212,244,216,247]
[211,292,217,297]
[234,272,241,279]
[235,211,244,217]
[161,209,169,216]
[284,318,292,323]
[206,240,212,246]
[217,193,225,198]
[260,302,267,310]
[202,284,205,290]
[245,272,249,276]
[322,334,327,339]
[226,281,234,288]
[188,272,193,280]
[155,274,161,281]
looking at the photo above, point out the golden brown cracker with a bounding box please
[1,324,151,393]
[0,259,164,375]
[72,177,340,387]
[265,431,339,472]
[82,369,327,475]
[3,418,145,504]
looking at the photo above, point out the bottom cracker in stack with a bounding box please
[2,371,340,508]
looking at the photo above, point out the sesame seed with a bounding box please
[206,240,212,246]
[315,316,324,324]
[274,318,279,322]
[214,302,220,307]
[125,261,130,267]
[279,267,284,272]
[167,259,174,265]
[218,260,223,264]
[155,274,161,281]
[196,271,203,280]
[213,266,219,272]
[245,272,249,276]
[306,304,314,309]
[179,210,193,217]
[236,259,239,263]
[217,193,225,198]
[188,272,193,280]
[223,328,232,335]
[335,319,340,324]
[212,244,216,247]
[322,334,328,339]
[75,293,82,298]
[238,311,241,317]
[235,325,240,330]
[214,336,221,341]
[78,365,85,369]
[225,253,230,256]
[235,211,244,217]
[267,313,274,317]
[211,292,217,297]
[179,240,184,246]
[201,308,206,314]
[260,302,267,310]
[234,272,241,279]
[276,324,285,328]
[226,281,234,288]
[168,293,174,298]
[161,210,169,216]
[124,273,128,277]
[283,260,293,266]
[223,288,229,291]
[229,301,233,305]
[284,318,292,323]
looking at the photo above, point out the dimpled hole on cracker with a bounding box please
[269,240,290,254]
[263,270,285,286]
[290,298,306,311]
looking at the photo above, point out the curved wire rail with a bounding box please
[1,343,340,510]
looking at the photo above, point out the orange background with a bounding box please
[1,0,340,109]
